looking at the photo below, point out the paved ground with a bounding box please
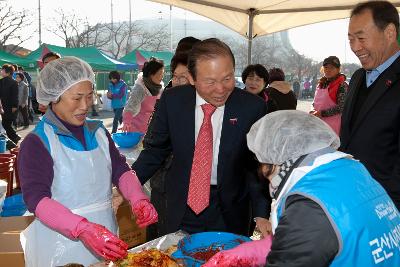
[16,99,313,141]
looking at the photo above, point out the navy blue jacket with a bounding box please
[132,85,268,235]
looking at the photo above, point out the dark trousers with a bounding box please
[147,190,167,240]
[2,115,20,144]
[179,186,227,234]
[112,107,124,133]
[18,105,29,126]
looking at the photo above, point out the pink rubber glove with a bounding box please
[122,111,135,132]
[202,235,273,267]
[35,197,128,261]
[118,170,158,227]
[76,219,128,261]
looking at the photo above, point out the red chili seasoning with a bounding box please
[189,247,222,261]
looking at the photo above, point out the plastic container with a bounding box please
[0,193,27,217]
[172,232,252,267]
[112,132,143,148]
[0,137,6,153]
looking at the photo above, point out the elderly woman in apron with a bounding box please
[204,110,400,267]
[310,56,348,135]
[18,57,158,267]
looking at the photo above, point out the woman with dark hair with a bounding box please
[242,64,269,101]
[122,58,164,133]
[266,67,297,113]
[107,71,128,133]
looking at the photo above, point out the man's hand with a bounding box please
[12,107,17,113]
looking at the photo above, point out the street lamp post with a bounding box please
[111,0,114,53]
[38,0,42,46]
[128,0,132,51]
[169,5,172,52]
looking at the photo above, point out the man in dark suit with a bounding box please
[341,1,400,208]
[132,38,269,236]
[0,64,20,144]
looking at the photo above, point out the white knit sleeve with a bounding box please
[124,83,145,116]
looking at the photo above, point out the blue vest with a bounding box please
[277,158,400,266]
[109,80,127,109]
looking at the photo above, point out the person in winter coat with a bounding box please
[265,68,297,113]
[18,57,158,266]
[242,64,269,101]
[0,64,20,144]
[204,110,400,267]
[310,56,348,135]
[107,71,128,133]
[122,58,164,133]
[15,72,29,128]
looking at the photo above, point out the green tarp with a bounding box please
[26,44,137,71]
[0,50,37,70]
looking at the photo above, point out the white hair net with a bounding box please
[247,110,340,165]
[36,56,95,105]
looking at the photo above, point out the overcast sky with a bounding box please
[9,0,359,64]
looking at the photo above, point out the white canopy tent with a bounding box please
[148,0,400,63]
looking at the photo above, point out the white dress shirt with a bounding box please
[195,92,225,185]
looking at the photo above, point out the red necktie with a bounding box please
[187,103,216,214]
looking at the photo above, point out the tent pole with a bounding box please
[247,8,256,65]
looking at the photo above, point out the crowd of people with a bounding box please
[0,0,398,266]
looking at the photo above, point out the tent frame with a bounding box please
[153,0,400,64]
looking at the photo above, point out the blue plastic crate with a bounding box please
[1,193,27,217]
[3,193,25,207]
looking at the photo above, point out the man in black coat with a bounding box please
[341,1,400,208]
[132,38,269,236]
[0,64,20,144]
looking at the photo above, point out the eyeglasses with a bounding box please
[172,74,189,85]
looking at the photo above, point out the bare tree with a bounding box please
[48,9,112,49]
[79,22,111,48]
[0,2,33,52]
[100,21,170,57]
[250,35,284,68]
[48,10,170,58]
[284,48,315,82]
[103,22,130,58]
[47,9,83,48]
[128,22,170,52]
[141,24,170,51]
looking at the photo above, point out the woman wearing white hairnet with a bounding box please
[204,110,400,267]
[18,57,158,266]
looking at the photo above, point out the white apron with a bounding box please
[21,124,116,267]
[270,151,350,234]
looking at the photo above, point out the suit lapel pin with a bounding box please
[386,79,392,87]
[229,118,238,125]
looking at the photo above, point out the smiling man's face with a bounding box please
[348,9,394,70]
